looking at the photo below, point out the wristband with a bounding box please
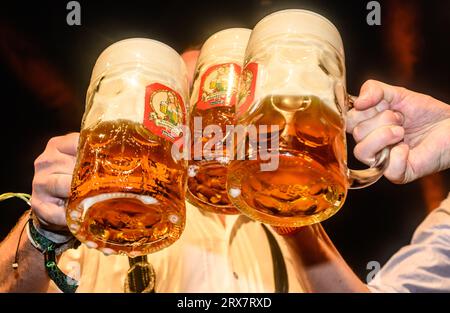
[27,214,80,293]
[28,216,77,255]
[1,192,80,293]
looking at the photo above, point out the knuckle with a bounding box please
[396,86,409,98]
[35,142,59,170]
[346,112,358,132]
[361,107,378,120]
[53,175,70,197]
[30,199,66,227]
[47,135,65,150]
[381,127,395,142]
[34,153,49,169]
[47,136,59,147]
[33,156,42,169]
[67,132,80,141]
[30,200,52,224]
[363,79,376,87]
[380,110,397,124]
[363,79,379,91]
[385,169,405,184]
[346,122,354,133]
[353,144,367,162]
[49,176,61,197]
[353,126,363,142]
[32,176,46,191]
[30,196,41,211]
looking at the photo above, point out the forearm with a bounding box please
[283,224,370,293]
[0,213,51,292]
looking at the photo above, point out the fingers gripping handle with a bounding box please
[346,95,391,189]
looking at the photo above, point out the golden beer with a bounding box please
[67,119,186,255]
[227,10,389,227]
[186,28,251,215]
[228,95,348,226]
[66,38,189,256]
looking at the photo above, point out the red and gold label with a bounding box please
[196,63,242,110]
[236,62,258,117]
[144,83,185,142]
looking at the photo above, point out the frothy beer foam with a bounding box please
[255,40,341,113]
[83,72,183,129]
[83,73,145,128]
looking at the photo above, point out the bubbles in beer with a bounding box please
[187,106,240,214]
[227,95,348,226]
[66,119,186,256]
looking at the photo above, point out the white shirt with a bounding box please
[369,193,450,292]
[49,202,305,293]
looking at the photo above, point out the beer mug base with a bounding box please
[66,119,187,257]
[187,160,240,215]
[226,149,348,227]
[67,192,185,256]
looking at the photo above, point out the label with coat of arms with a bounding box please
[196,63,242,110]
[236,62,258,117]
[144,83,185,142]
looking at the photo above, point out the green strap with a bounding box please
[28,218,79,293]
[44,247,78,293]
[0,193,78,293]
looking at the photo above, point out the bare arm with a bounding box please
[282,80,450,292]
[0,133,79,292]
[282,224,369,293]
[0,213,51,292]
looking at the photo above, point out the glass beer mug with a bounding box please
[227,10,390,227]
[187,28,251,215]
[66,38,189,256]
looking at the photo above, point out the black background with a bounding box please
[0,293,448,310]
[0,0,449,281]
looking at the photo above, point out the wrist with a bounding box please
[27,213,79,256]
[31,214,73,246]
[27,212,80,293]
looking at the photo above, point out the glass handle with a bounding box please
[346,95,390,189]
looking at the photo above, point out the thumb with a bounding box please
[384,143,409,184]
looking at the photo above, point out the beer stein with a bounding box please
[227,10,390,227]
[187,28,251,215]
[66,38,189,256]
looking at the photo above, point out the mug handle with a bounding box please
[346,95,391,189]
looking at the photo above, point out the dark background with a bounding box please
[0,0,449,281]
